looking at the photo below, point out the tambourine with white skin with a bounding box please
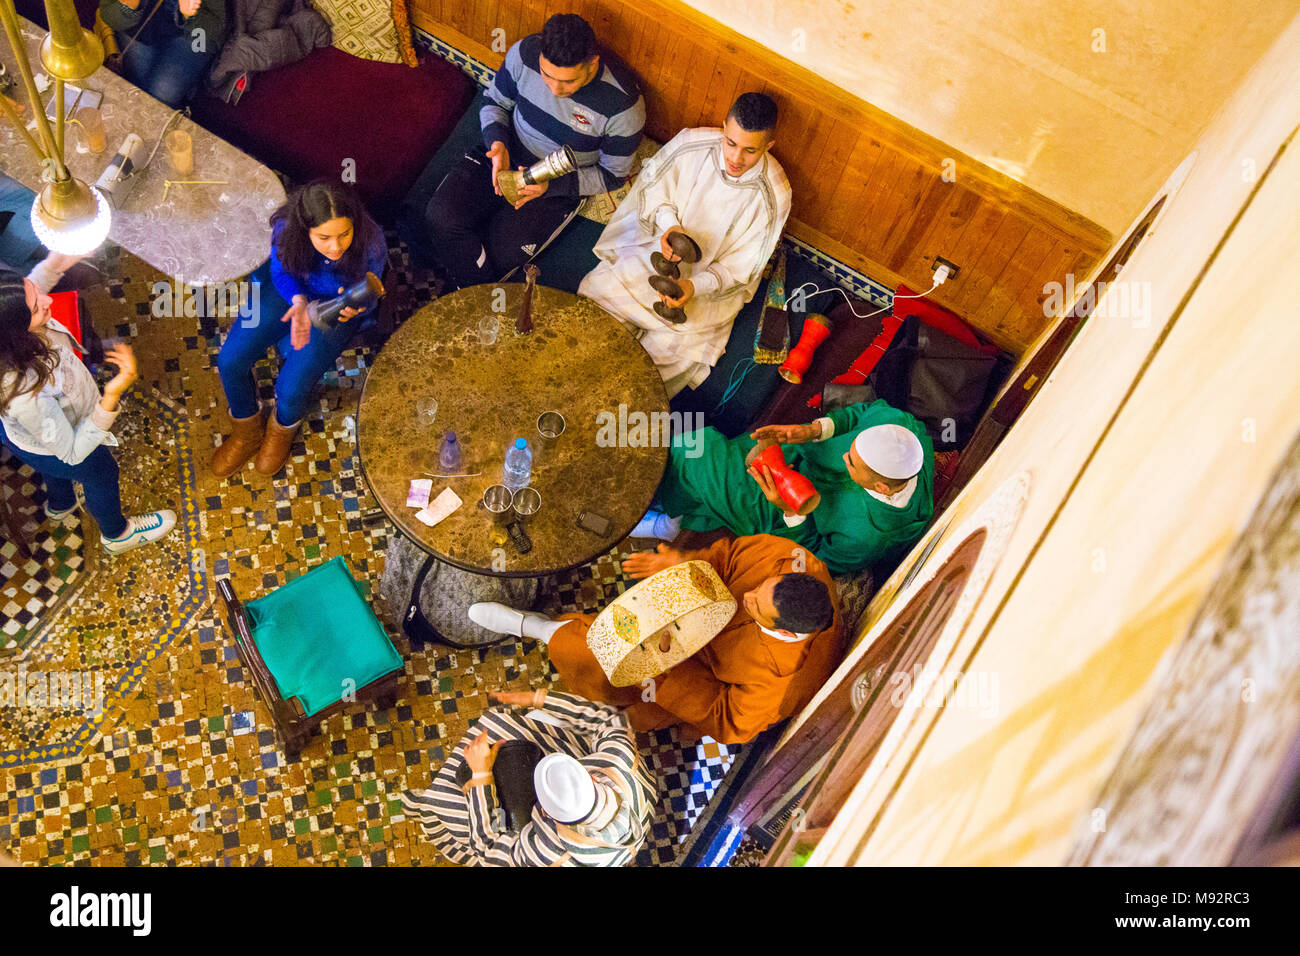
[586,560,738,687]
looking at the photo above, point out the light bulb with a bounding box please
[30,184,111,255]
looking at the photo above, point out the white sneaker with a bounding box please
[44,498,81,521]
[468,602,549,637]
[102,510,177,555]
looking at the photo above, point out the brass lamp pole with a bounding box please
[0,0,109,254]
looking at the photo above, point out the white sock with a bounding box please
[631,509,681,541]
[522,617,566,645]
[467,603,565,644]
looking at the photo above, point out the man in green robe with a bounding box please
[651,400,935,576]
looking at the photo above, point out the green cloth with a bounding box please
[99,0,228,50]
[656,400,934,576]
[245,556,402,717]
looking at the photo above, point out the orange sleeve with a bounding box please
[645,653,787,745]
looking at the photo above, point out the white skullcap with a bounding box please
[534,753,596,824]
[853,424,924,480]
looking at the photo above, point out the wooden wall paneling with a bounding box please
[1012,241,1087,332]
[820,136,885,242]
[499,0,523,50]
[517,0,546,46]
[698,53,741,127]
[934,200,1008,304]
[863,153,918,256]
[886,175,957,275]
[949,212,1029,316]
[464,0,485,48]
[982,229,1057,342]
[805,122,861,225]
[678,41,718,125]
[883,166,942,266]
[446,0,471,43]
[897,183,983,284]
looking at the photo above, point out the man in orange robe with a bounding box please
[469,534,844,745]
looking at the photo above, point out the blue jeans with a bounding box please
[0,424,128,539]
[0,173,42,268]
[216,262,363,427]
[121,33,215,108]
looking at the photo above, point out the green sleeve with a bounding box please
[826,400,891,439]
[186,0,227,49]
[800,524,863,577]
[98,0,145,33]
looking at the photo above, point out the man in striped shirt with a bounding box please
[425,14,645,289]
[401,689,656,866]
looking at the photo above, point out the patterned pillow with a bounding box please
[313,0,412,66]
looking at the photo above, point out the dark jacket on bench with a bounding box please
[207,0,330,91]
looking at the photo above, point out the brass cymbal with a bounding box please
[667,231,702,263]
[654,301,687,324]
[650,251,680,279]
[648,274,684,298]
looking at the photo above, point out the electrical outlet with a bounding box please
[933,256,961,280]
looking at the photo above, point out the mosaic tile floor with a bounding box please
[0,236,740,866]
[0,462,85,654]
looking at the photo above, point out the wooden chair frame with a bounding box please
[217,578,402,759]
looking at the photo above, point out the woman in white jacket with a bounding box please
[0,259,175,554]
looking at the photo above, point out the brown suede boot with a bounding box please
[210,410,266,479]
[254,416,301,476]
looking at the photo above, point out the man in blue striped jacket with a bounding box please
[425,13,645,289]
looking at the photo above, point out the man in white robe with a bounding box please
[579,93,792,396]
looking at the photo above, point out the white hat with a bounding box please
[853,424,924,480]
[534,753,596,824]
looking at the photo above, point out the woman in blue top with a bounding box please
[212,182,386,478]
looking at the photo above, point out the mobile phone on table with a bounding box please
[44,84,102,122]
[577,511,611,536]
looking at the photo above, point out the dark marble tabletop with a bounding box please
[357,283,670,577]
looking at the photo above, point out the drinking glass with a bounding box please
[165,129,194,176]
[482,484,513,546]
[536,411,565,452]
[75,106,106,154]
[416,396,438,426]
[511,487,541,528]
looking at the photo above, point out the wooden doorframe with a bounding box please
[725,530,988,863]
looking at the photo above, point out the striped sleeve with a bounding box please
[481,43,521,148]
[537,692,629,737]
[563,95,645,197]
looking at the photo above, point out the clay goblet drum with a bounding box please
[586,561,737,687]
[751,443,821,516]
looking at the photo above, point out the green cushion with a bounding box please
[245,556,403,717]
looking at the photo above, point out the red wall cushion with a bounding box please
[191,48,474,217]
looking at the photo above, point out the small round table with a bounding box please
[359,283,669,644]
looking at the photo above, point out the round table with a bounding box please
[359,283,669,643]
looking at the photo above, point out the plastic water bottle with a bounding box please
[503,437,532,492]
[439,431,462,472]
